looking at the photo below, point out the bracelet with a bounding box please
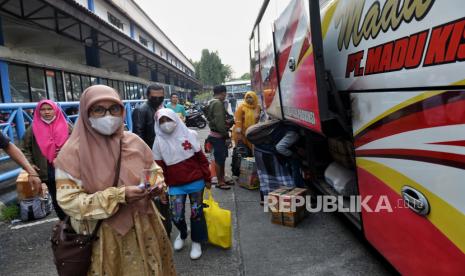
[28,174,40,177]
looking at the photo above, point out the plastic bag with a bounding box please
[203,189,232,249]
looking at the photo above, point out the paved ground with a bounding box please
[0,127,397,276]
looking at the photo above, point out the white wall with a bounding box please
[110,0,194,72]
[71,0,195,75]
[134,26,153,52]
[94,0,131,37]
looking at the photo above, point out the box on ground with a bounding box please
[16,170,39,200]
[16,170,49,201]
[268,187,308,227]
[238,157,259,189]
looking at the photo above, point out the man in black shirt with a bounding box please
[131,84,172,237]
[132,84,165,148]
[0,132,42,191]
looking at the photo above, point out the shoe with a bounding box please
[173,233,185,251]
[215,183,231,190]
[190,242,202,260]
[224,179,235,186]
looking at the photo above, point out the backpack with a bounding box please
[245,119,281,145]
[20,195,51,221]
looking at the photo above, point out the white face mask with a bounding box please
[160,121,177,134]
[89,115,122,136]
[41,115,56,125]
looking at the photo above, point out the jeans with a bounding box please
[169,190,208,242]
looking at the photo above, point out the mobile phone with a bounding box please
[137,183,150,190]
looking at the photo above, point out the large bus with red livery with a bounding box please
[250,0,465,274]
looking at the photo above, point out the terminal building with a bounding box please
[0,0,200,103]
[223,80,251,99]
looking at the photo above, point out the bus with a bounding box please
[250,0,465,275]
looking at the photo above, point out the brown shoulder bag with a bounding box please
[51,141,122,276]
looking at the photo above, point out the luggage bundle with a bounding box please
[238,157,259,190]
[245,119,281,145]
[16,170,51,221]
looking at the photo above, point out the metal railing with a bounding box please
[0,100,145,182]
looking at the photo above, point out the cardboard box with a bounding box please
[269,187,308,227]
[267,188,291,212]
[16,170,39,200]
[238,157,260,190]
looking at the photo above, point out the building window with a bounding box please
[64,73,72,101]
[139,36,148,47]
[90,77,98,85]
[71,74,82,101]
[118,81,125,99]
[108,12,124,30]
[55,71,65,102]
[9,64,29,102]
[81,75,91,91]
[28,67,46,102]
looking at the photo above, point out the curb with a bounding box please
[0,190,17,212]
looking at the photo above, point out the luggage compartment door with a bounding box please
[353,90,465,275]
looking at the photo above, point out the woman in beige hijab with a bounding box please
[54,85,176,275]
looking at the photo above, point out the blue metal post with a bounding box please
[125,103,133,131]
[0,61,11,102]
[85,29,100,68]
[87,0,95,12]
[128,60,138,77]
[0,16,10,103]
[150,70,158,82]
[15,107,26,139]
[0,168,21,182]
[130,21,135,39]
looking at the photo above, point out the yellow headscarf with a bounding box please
[242,91,259,130]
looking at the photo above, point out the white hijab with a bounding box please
[152,108,201,165]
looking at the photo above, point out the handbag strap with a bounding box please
[90,140,123,238]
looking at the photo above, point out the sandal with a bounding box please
[224,179,235,186]
[215,184,231,190]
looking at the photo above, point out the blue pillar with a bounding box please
[87,0,95,12]
[150,70,158,82]
[0,16,10,103]
[0,61,11,103]
[85,29,100,68]
[130,21,135,39]
[128,61,138,77]
[125,103,133,131]
[15,107,25,140]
